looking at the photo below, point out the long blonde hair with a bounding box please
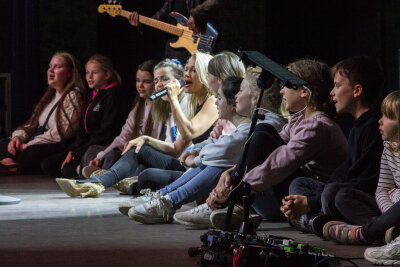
[187,52,213,118]
[208,51,245,80]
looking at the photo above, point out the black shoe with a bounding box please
[309,213,336,239]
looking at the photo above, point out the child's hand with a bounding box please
[281,195,310,220]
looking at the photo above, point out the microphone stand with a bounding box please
[225,69,274,236]
[224,50,308,236]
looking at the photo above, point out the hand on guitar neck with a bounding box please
[98,3,218,54]
[128,11,200,34]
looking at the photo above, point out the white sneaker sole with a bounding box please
[128,209,169,224]
[364,255,400,266]
[173,214,211,229]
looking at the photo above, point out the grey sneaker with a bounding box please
[118,189,160,216]
[173,203,213,229]
[81,165,101,179]
[210,206,263,231]
[364,236,400,265]
[128,197,176,224]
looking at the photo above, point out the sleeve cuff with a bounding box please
[194,156,202,167]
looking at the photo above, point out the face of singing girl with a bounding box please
[184,57,203,95]
[215,85,235,121]
[47,55,71,92]
[379,115,399,142]
[235,78,257,117]
[136,70,154,98]
[153,67,176,102]
[85,60,111,90]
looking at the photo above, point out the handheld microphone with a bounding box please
[149,80,185,101]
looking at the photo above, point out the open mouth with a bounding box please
[184,79,192,88]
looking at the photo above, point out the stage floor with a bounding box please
[0,175,376,266]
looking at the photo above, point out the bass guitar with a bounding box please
[98,4,218,54]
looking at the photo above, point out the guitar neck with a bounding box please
[120,10,183,37]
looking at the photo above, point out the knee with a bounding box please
[138,169,155,184]
[289,177,307,195]
[321,183,341,204]
[334,188,352,211]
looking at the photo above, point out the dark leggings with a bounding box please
[362,201,400,241]
[0,138,66,174]
[321,183,381,225]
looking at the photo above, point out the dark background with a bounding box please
[0,0,399,131]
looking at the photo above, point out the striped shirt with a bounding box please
[375,141,400,212]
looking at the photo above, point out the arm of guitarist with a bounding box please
[128,0,170,27]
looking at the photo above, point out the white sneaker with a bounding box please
[210,206,263,231]
[128,197,175,224]
[173,203,213,229]
[118,189,160,216]
[364,236,400,265]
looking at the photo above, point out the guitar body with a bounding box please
[169,13,218,54]
[169,23,198,54]
[98,4,218,54]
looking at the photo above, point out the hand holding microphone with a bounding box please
[150,79,185,101]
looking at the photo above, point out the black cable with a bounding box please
[313,256,359,267]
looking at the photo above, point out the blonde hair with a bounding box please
[187,52,213,118]
[381,91,399,122]
[243,68,282,114]
[382,91,399,151]
[86,54,122,85]
[208,51,245,80]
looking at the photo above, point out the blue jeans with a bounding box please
[136,168,184,192]
[159,165,227,209]
[80,145,185,187]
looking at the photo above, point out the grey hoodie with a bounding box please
[192,112,285,168]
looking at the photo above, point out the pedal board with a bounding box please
[196,230,340,267]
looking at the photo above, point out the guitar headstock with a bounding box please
[98,3,123,17]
